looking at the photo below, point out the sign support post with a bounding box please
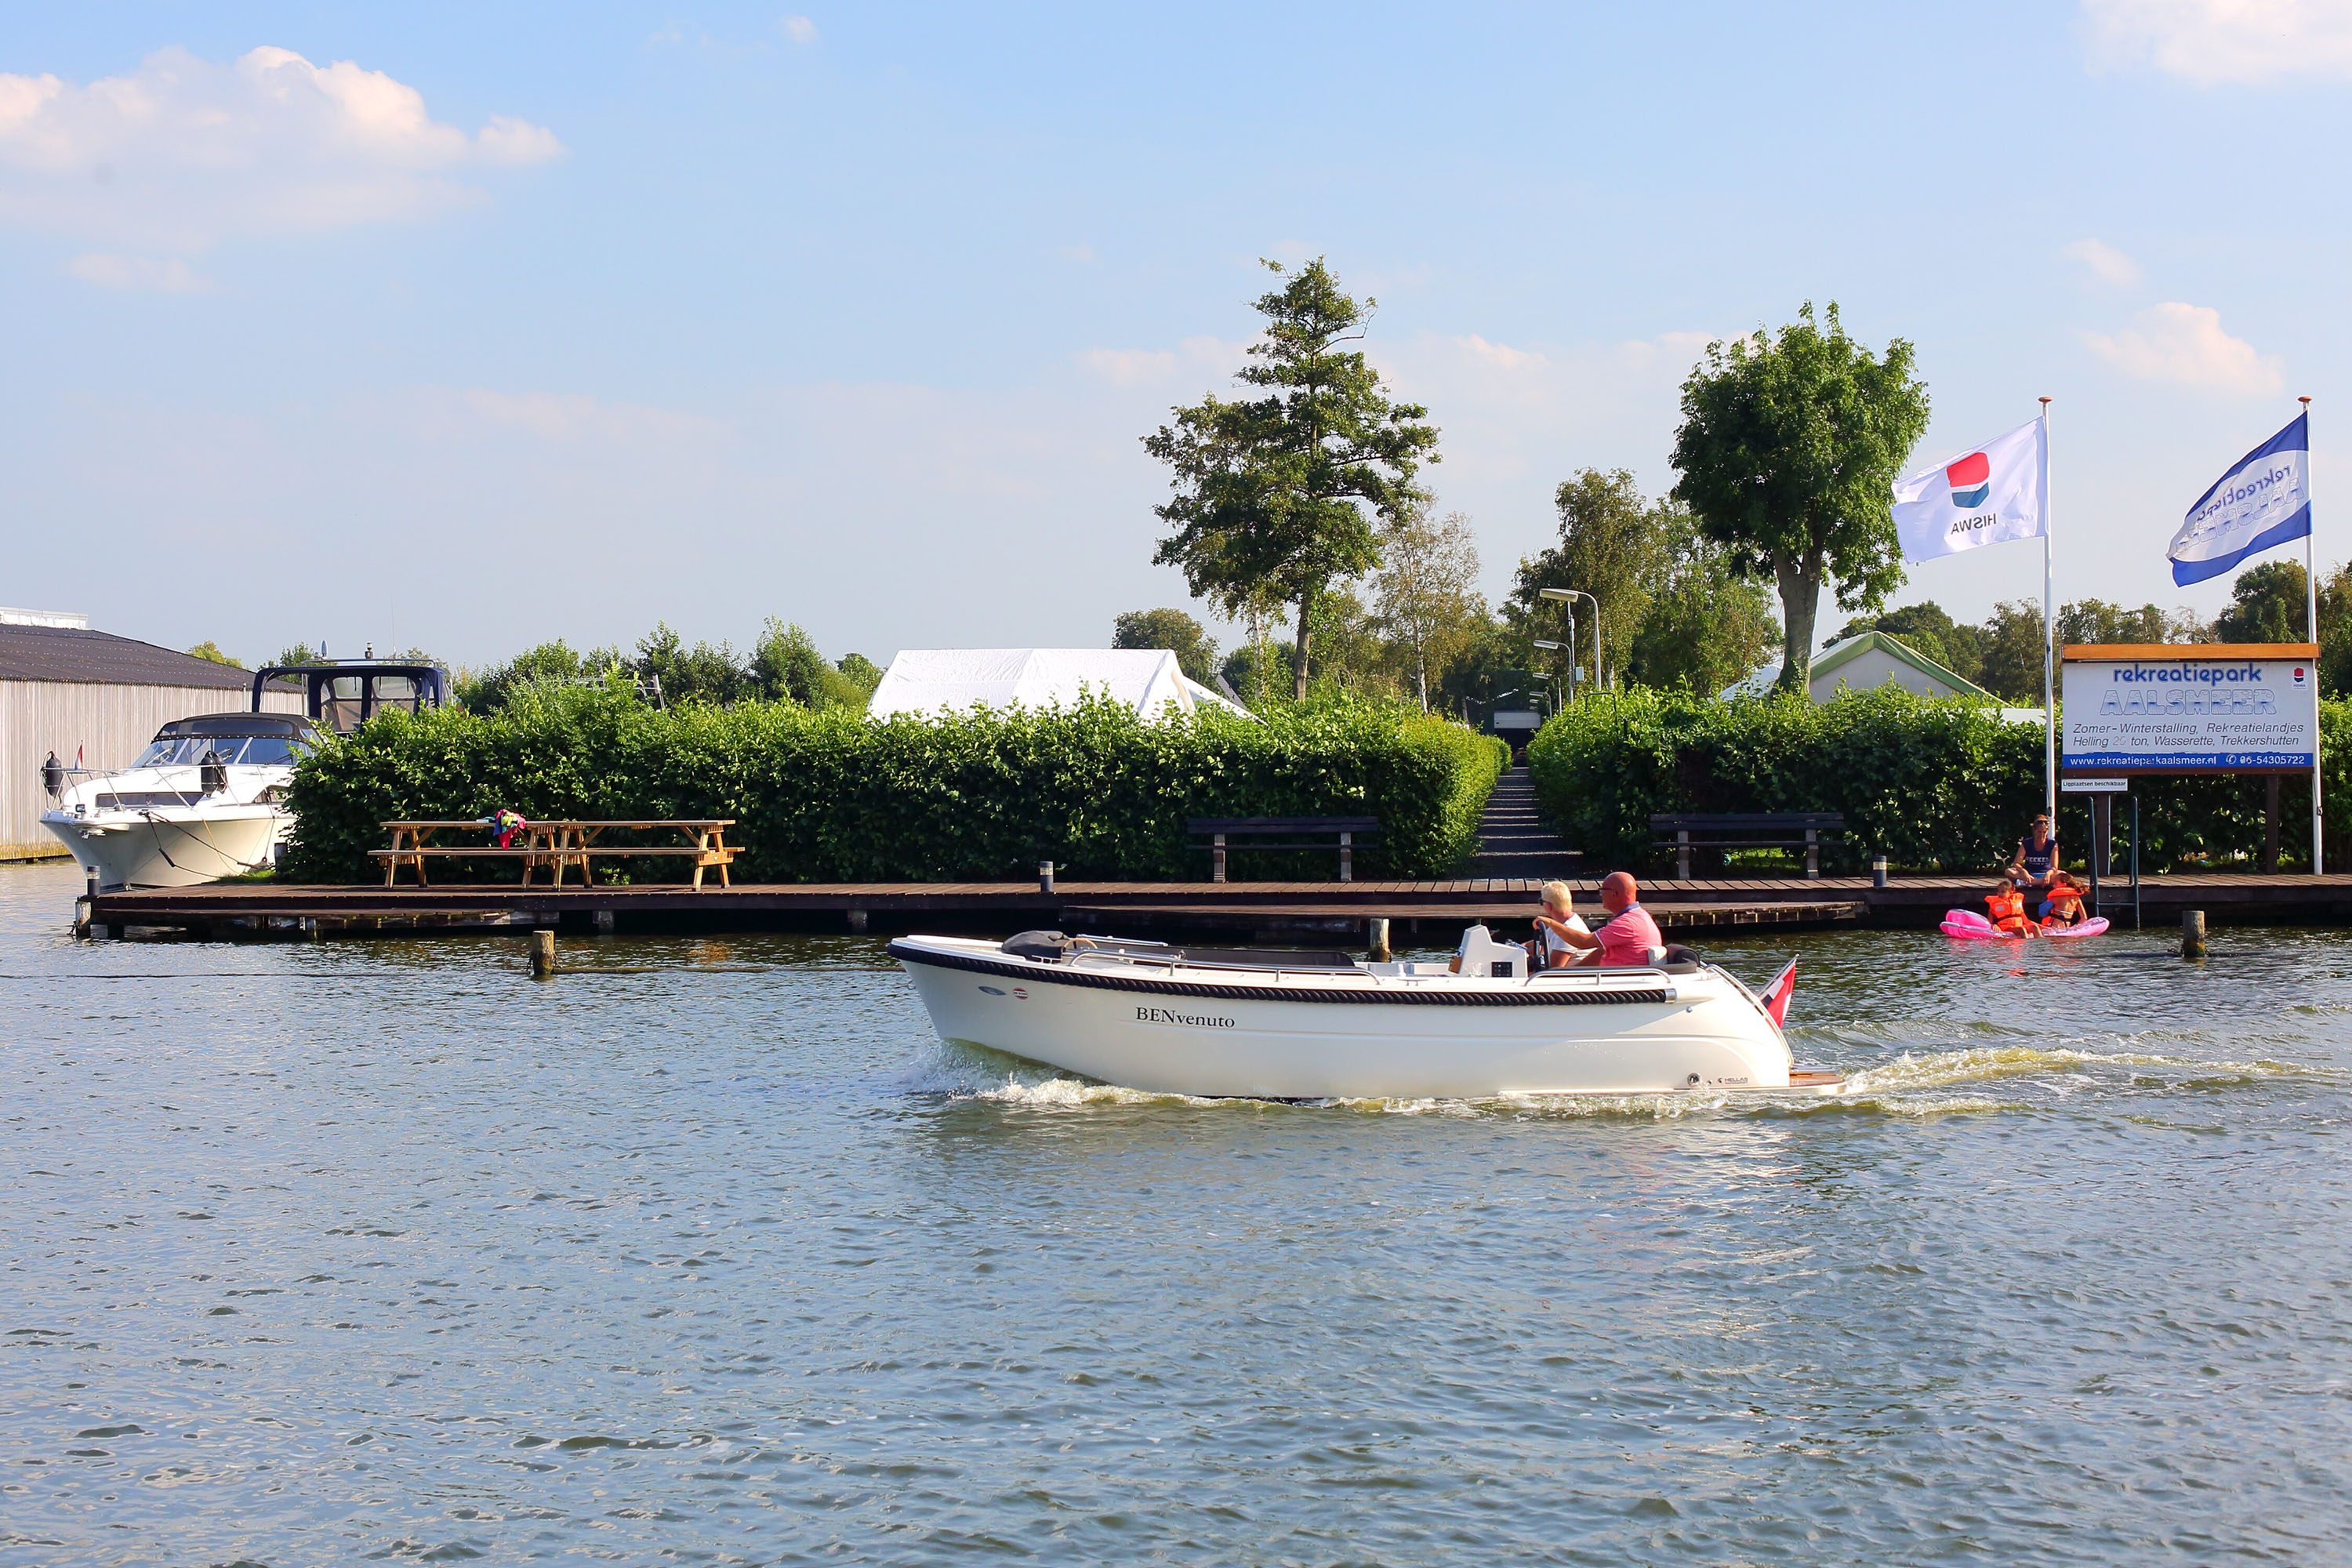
[2040,397,2056,821]
[2303,396,2323,875]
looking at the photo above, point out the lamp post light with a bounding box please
[1537,587,1604,691]
[1533,639,1567,710]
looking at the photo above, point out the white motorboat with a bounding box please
[42,713,312,889]
[891,927,1845,1100]
[42,658,448,890]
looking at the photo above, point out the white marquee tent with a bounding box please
[868,648,1250,723]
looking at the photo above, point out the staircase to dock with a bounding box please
[1468,768,1581,880]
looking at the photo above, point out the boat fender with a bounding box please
[1686,1073,1700,1087]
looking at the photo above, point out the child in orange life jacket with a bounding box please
[1984,875,2040,936]
[2041,872,2086,928]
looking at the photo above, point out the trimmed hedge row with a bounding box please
[281,691,1509,884]
[1526,687,2351,875]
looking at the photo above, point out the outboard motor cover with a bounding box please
[1000,931,1073,962]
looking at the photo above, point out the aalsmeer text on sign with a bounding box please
[2061,647,2318,772]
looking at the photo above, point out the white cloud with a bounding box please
[782,14,819,44]
[1076,336,1250,388]
[0,45,563,250]
[1455,334,1544,371]
[2061,237,2145,286]
[1077,347,1178,387]
[444,388,730,446]
[2082,0,2352,83]
[2079,301,2284,394]
[66,252,212,292]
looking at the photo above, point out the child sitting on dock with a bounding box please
[1985,875,2039,936]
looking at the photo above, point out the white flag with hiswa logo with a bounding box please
[1890,418,2047,563]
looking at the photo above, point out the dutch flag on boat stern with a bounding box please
[2169,412,2311,586]
[1759,959,1798,1030]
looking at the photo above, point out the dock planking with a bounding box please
[81,872,2352,942]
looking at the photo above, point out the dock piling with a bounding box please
[593,909,615,934]
[1368,916,1391,962]
[2181,909,2206,960]
[847,909,869,934]
[530,928,556,978]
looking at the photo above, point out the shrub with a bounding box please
[282,689,1508,884]
[1526,687,2352,874]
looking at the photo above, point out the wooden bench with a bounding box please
[1651,812,1846,880]
[1187,816,1381,883]
[372,819,737,889]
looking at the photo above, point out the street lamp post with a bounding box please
[1537,587,1603,691]
[1533,639,1567,710]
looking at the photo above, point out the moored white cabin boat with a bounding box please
[891,928,1843,1101]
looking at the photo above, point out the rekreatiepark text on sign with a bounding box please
[2060,644,2319,772]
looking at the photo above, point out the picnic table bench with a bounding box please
[1188,815,1381,883]
[372,819,737,889]
[1652,812,1846,880]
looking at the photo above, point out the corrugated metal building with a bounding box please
[0,611,304,860]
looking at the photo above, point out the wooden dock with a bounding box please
[82,872,2352,942]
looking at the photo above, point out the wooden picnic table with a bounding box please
[373,818,737,890]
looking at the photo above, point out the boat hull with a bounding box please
[893,937,1802,1099]
[42,806,284,890]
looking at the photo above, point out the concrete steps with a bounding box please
[1468,768,1581,879]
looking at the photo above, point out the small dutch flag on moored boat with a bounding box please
[1759,959,1798,1029]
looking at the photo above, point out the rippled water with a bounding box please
[3,859,2348,1565]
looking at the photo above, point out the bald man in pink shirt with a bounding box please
[1551,872,1664,967]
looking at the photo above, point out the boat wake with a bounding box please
[902,1033,2324,1119]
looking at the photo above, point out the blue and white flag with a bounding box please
[2169,413,2311,586]
[1891,418,2046,563]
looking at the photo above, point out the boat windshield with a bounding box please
[131,735,305,768]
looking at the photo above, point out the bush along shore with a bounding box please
[281,688,1509,884]
[1526,686,2352,876]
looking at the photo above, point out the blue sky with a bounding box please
[3,1,2347,669]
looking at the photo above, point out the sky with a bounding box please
[4,0,2349,671]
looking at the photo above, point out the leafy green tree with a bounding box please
[835,652,885,700]
[185,641,243,668]
[2216,561,2311,644]
[2053,598,2202,647]
[1145,258,1441,699]
[1974,601,2049,705]
[634,622,749,706]
[1624,514,1780,693]
[456,638,621,712]
[1301,586,1386,694]
[271,643,328,668]
[1512,470,1670,688]
[1669,302,1931,693]
[1112,608,1221,684]
[750,618,866,707]
[1372,504,1485,710]
[1221,637,1295,709]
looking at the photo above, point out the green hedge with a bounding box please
[1526,687,2352,875]
[281,690,1509,884]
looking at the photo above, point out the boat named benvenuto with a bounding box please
[891,927,1845,1101]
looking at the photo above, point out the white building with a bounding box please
[869,648,1251,723]
[1722,631,2044,723]
[0,612,303,861]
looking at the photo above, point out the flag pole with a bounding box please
[2304,394,2323,875]
[2040,396,2056,821]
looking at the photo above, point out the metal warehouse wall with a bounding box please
[0,681,307,859]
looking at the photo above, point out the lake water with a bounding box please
[3,858,2347,1565]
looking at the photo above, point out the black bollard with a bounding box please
[1872,855,1889,890]
[1039,860,1056,895]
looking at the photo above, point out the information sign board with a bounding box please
[2060,644,2318,772]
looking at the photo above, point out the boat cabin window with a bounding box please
[317,673,430,732]
[133,735,305,767]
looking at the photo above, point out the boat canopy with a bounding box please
[869,648,1251,724]
[251,662,448,733]
[153,713,317,740]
